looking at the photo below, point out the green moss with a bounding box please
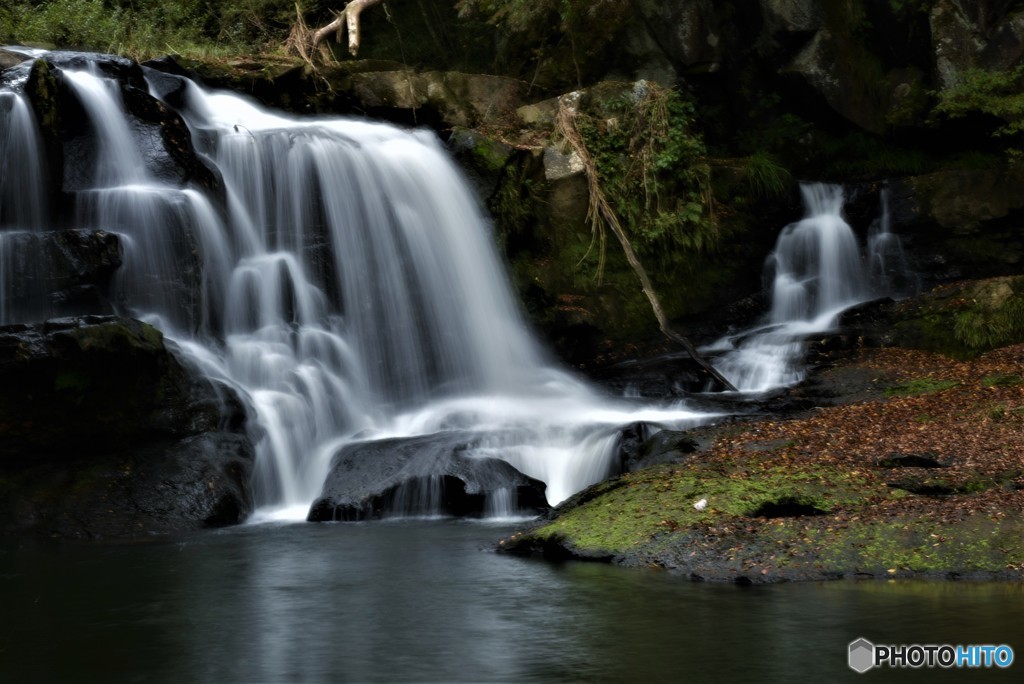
[528,463,887,555]
[783,514,1024,573]
[69,320,164,353]
[981,373,1024,388]
[54,371,91,393]
[892,277,1024,358]
[883,378,960,398]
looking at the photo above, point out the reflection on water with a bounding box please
[1,522,1020,683]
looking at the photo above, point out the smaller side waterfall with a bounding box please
[868,187,919,296]
[712,183,909,392]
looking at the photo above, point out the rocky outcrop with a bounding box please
[0,316,254,538]
[307,431,549,521]
[0,230,121,322]
[12,52,220,215]
[930,0,1024,89]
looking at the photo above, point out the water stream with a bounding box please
[2,51,1015,683]
[1,53,717,518]
[711,183,911,392]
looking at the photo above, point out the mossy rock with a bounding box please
[0,316,254,538]
[501,456,1024,581]
[889,276,1024,358]
[504,461,887,558]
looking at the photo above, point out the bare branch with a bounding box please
[555,97,738,392]
[294,0,385,58]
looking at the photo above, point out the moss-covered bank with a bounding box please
[501,338,1024,583]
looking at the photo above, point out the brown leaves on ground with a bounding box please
[706,343,1024,533]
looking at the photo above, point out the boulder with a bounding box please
[307,431,549,521]
[759,0,825,35]
[931,0,1024,90]
[899,167,1024,231]
[636,0,724,73]
[615,423,700,473]
[0,49,30,70]
[0,230,121,322]
[0,316,254,538]
[347,69,527,128]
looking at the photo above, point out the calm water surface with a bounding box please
[1,520,1021,683]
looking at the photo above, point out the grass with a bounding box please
[884,377,961,398]
[525,462,888,555]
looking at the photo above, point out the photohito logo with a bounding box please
[848,638,1015,673]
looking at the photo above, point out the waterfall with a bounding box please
[0,90,47,230]
[0,52,718,517]
[712,183,910,392]
[868,187,919,297]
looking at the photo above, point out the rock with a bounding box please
[592,354,710,397]
[901,167,1024,231]
[447,127,515,199]
[0,230,121,321]
[882,276,1024,358]
[542,145,584,181]
[930,0,1024,90]
[0,49,30,70]
[780,27,891,134]
[636,0,724,73]
[347,69,527,128]
[616,423,700,472]
[759,0,825,35]
[0,316,254,538]
[307,431,549,521]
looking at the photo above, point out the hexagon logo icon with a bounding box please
[849,638,875,673]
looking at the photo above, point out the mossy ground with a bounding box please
[502,343,1024,582]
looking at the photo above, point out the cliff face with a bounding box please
[171,1,1024,364]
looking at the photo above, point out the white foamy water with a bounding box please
[1,56,724,516]
[712,183,906,392]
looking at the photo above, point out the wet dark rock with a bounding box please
[0,230,121,321]
[0,316,254,538]
[616,423,699,473]
[591,353,710,397]
[308,431,549,521]
[877,453,950,469]
[15,54,222,205]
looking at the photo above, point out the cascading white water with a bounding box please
[711,183,909,392]
[0,86,48,324]
[0,57,718,518]
[868,187,919,296]
[0,90,47,230]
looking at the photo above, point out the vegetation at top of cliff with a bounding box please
[1,0,296,58]
[933,64,1024,160]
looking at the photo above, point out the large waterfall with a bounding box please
[0,52,714,519]
[1,52,912,520]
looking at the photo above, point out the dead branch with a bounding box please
[288,0,384,63]
[555,97,738,392]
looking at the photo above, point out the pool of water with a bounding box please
[1,520,1020,682]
